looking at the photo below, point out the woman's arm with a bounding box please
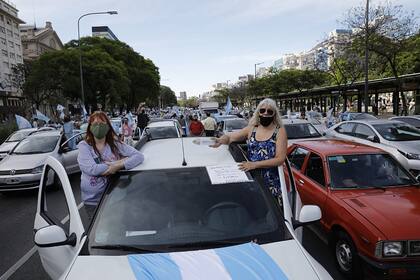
[118,142,145,170]
[238,127,288,171]
[211,125,251,147]
[77,142,109,176]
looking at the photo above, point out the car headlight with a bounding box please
[398,150,420,160]
[31,165,44,174]
[383,241,404,257]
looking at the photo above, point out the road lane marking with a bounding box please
[0,202,84,280]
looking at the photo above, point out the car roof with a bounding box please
[147,120,177,128]
[133,137,236,171]
[390,115,420,120]
[282,119,311,125]
[28,130,61,137]
[291,139,385,156]
[346,119,401,125]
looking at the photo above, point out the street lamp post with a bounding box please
[364,0,369,113]
[78,11,118,107]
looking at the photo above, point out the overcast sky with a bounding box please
[13,0,420,97]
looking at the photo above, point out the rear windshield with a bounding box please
[146,127,178,139]
[225,119,248,130]
[284,123,321,139]
[373,123,420,141]
[88,167,287,254]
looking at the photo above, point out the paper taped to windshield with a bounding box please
[206,165,251,185]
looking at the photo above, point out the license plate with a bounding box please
[5,178,20,184]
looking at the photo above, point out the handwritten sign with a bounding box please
[206,165,252,185]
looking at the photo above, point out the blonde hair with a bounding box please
[249,98,283,127]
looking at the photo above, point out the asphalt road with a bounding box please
[0,172,344,280]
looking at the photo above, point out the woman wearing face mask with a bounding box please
[77,111,144,219]
[211,98,287,197]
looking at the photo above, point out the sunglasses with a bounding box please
[259,108,274,115]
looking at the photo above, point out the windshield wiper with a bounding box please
[166,239,252,249]
[90,244,160,253]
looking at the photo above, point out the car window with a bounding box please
[305,153,325,187]
[12,136,59,154]
[328,154,415,189]
[393,118,420,128]
[225,119,248,131]
[334,123,355,136]
[288,147,309,170]
[89,167,289,253]
[7,130,32,142]
[373,123,420,141]
[284,123,321,139]
[62,133,85,151]
[354,124,376,139]
[146,127,178,139]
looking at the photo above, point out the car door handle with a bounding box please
[298,179,305,185]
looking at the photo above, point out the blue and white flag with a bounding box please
[128,242,288,280]
[225,96,232,115]
[81,105,88,121]
[36,110,50,122]
[127,111,134,127]
[15,114,32,129]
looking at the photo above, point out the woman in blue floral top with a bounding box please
[212,98,287,197]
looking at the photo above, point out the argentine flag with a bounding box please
[15,114,32,129]
[128,242,288,280]
[225,96,232,115]
[36,110,50,122]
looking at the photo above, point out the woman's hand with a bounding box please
[102,159,126,176]
[210,135,229,148]
[238,161,257,172]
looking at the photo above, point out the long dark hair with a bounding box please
[85,111,121,160]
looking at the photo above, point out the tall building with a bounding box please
[179,91,187,100]
[92,26,118,41]
[20,21,63,61]
[0,0,25,120]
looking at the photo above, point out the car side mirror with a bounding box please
[34,225,77,247]
[367,135,380,143]
[416,175,420,182]
[293,205,322,229]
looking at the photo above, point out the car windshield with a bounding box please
[284,123,321,139]
[7,130,32,142]
[146,127,178,139]
[328,154,416,189]
[88,167,287,254]
[225,119,248,131]
[373,123,420,141]
[12,136,59,154]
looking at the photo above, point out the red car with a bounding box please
[285,139,420,279]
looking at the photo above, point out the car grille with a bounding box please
[409,241,420,256]
[0,169,33,175]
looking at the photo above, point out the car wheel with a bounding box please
[334,231,363,279]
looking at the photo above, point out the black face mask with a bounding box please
[260,115,274,127]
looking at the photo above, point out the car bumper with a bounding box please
[360,254,420,280]
[0,173,42,191]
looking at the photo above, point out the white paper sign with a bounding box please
[206,165,252,185]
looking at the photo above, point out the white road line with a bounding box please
[0,202,84,280]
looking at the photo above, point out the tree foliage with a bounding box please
[23,37,160,110]
[158,85,177,107]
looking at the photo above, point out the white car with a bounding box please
[33,137,332,280]
[390,115,420,129]
[325,119,420,176]
[0,130,84,192]
[0,127,56,160]
[282,119,324,146]
[141,119,183,140]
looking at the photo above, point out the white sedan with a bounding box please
[325,119,420,177]
[282,119,324,146]
[33,137,332,280]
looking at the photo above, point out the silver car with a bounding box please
[0,127,56,160]
[325,119,420,176]
[216,118,248,137]
[283,119,324,146]
[0,130,84,192]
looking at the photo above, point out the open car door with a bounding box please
[33,156,85,280]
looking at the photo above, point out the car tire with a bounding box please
[333,230,363,279]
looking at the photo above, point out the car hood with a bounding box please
[0,142,18,153]
[65,241,328,280]
[339,187,420,240]
[0,153,50,171]
[392,141,420,155]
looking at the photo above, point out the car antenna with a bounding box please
[181,135,187,166]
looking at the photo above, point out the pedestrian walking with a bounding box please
[77,111,144,220]
[189,115,204,136]
[211,98,287,198]
[178,115,187,136]
[122,117,134,146]
[201,112,217,137]
[137,109,150,134]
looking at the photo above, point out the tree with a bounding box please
[159,86,177,108]
[344,1,418,114]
